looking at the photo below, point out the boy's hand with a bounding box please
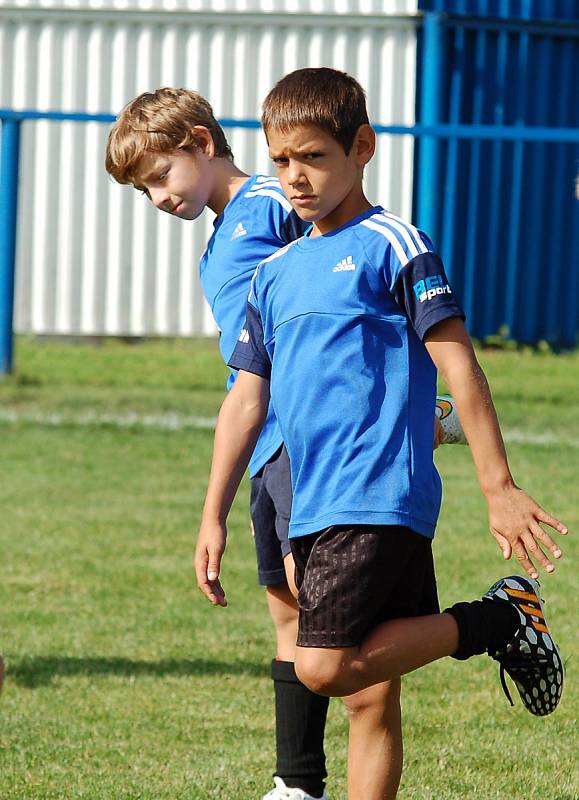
[195,522,228,607]
[486,484,568,579]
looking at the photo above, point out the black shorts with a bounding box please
[250,445,292,586]
[290,524,439,648]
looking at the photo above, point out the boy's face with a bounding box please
[267,123,374,235]
[134,148,214,220]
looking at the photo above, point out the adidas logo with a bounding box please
[333,256,356,272]
[238,328,250,343]
[231,222,247,240]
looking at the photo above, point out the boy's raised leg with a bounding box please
[295,575,564,720]
[294,594,525,697]
[295,612,461,697]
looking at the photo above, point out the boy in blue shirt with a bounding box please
[106,85,461,799]
[106,87,461,799]
[195,68,567,798]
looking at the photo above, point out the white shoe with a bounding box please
[262,776,328,800]
[435,395,467,445]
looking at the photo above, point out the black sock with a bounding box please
[272,659,329,798]
[444,599,520,661]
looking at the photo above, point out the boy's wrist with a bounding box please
[480,472,517,499]
[201,503,228,527]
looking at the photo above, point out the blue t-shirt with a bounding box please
[199,174,307,477]
[229,206,465,539]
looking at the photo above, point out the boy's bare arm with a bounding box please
[195,370,270,606]
[424,317,568,578]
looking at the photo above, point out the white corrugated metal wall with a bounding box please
[0,2,420,336]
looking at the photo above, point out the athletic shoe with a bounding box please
[435,395,467,444]
[262,776,328,800]
[483,575,564,716]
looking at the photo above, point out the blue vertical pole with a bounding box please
[416,11,445,245]
[0,118,21,375]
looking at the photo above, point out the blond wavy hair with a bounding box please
[105,87,233,185]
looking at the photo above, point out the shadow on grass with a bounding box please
[8,655,269,688]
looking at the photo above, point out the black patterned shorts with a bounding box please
[290,524,440,648]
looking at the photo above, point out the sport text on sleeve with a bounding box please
[393,252,465,340]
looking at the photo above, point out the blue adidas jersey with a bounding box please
[199,174,308,476]
[230,205,465,539]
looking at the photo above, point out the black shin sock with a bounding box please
[272,659,329,798]
[444,599,520,661]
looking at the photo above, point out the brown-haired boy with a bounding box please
[107,84,462,800]
[195,68,567,798]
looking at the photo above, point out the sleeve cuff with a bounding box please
[415,308,466,341]
[227,354,271,380]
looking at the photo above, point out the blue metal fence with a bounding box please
[416,9,579,347]
[0,112,262,374]
[0,94,579,375]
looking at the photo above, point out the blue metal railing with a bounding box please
[0,118,21,375]
[0,112,255,374]
[415,9,579,349]
[1,108,578,373]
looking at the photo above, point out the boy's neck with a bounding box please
[310,192,373,238]
[208,159,250,216]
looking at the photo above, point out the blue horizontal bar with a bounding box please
[0,109,116,123]
[444,17,579,39]
[1,109,577,143]
[373,122,579,143]
[0,109,262,129]
[214,118,262,130]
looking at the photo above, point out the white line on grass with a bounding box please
[0,409,217,431]
[0,409,577,448]
[503,429,579,448]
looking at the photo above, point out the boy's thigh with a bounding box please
[290,525,439,648]
[250,445,293,586]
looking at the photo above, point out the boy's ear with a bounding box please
[191,125,216,158]
[354,124,375,166]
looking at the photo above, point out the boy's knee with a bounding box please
[295,649,360,697]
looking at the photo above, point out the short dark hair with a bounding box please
[261,68,369,154]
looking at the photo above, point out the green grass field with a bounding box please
[1,337,577,799]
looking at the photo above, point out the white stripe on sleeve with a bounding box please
[244,188,293,213]
[361,219,409,267]
[380,211,429,255]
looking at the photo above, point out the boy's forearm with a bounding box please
[425,320,513,497]
[202,374,269,524]
[427,318,567,576]
[442,357,513,496]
